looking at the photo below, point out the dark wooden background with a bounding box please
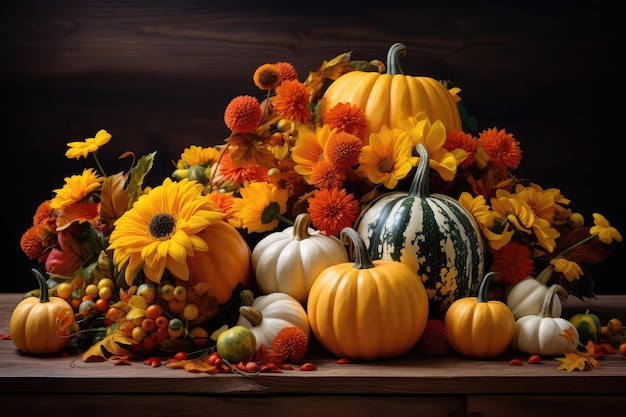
[3,1,624,294]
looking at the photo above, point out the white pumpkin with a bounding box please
[506,266,568,320]
[236,291,310,349]
[511,284,579,356]
[251,212,349,303]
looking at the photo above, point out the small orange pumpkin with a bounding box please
[9,269,76,355]
[445,272,515,358]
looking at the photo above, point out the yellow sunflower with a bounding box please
[291,124,335,184]
[108,178,224,286]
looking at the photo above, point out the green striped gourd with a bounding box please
[354,143,485,318]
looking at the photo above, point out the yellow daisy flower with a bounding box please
[359,126,416,189]
[50,168,104,211]
[291,124,336,184]
[230,181,290,233]
[108,178,224,286]
[176,145,221,168]
[65,129,111,160]
[590,213,623,244]
[400,117,464,181]
[550,258,584,282]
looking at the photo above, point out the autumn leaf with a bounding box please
[81,333,135,362]
[554,227,610,264]
[555,331,601,372]
[556,352,588,372]
[99,172,130,231]
[56,309,78,337]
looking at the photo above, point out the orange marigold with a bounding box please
[444,130,478,169]
[307,187,359,237]
[217,152,268,184]
[478,127,522,171]
[274,61,299,82]
[224,95,263,133]
[325,131,363,169]
[253,63,282,90]
[310,159,346,190]
[323,102,367,140]
[272,326,309,362]
[273,79,312,124]
[33,200,55,225]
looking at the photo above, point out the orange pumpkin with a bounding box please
[187,220,253,304]
[307,227,429,360]
[319,42,462,143]
[9,269,76,355]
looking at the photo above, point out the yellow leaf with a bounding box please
[81,333,134,362]
[556,352,587,372]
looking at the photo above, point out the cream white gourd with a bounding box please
[251,212,349,303]
[506,266,568,320]
[236,291,310,350]
[511,284,579,356]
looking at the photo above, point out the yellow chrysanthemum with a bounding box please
[513,183,557,223]
[65,129,111,160]
[291,124,336,184]
[230,181,289,233]
[490,190,534,234]
[399,117,464,181]
[550,258,584,282]
[459,192,494,228]
[359,126,416,189]
[108,178,224,286]
[590,213,623,244]
[176,145,221,168]
[49,168,104,211]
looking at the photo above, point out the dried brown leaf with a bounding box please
[99,173,130,230]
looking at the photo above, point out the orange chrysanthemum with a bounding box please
[217,152,268,184]
[20,223,56,261]
[272,326,309,362]
[325,131,363,169]
[307,187,359,236]
[253,63,282,90]
[33,200,55,225]
[273,79,312,124]
[323,102,368,140]
[478,127,522,171]
[310,159,346,190]
[274,61,299,82]
[224,95,263,133]
[444,130,478,169]
[489,241,534,286]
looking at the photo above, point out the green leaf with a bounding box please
[127,152,156,208]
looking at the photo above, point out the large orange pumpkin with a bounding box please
[307,227,429,360]
[187,220,253,304]
[319,42,462,143]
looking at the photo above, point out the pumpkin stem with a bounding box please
[535,265,553,285]
[408,143,430,198]
[239,305,263,327]
[476,272,498,303]
[538,284,565,318]
[386,42,407,75]
[340,227,374,269]
[31,269,50,304]
[293,213,312,241]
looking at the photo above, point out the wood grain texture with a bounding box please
[3,1,624,293]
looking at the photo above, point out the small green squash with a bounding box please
[216,325,257,363]
[569,309,602,345]
[354,143,485,317]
